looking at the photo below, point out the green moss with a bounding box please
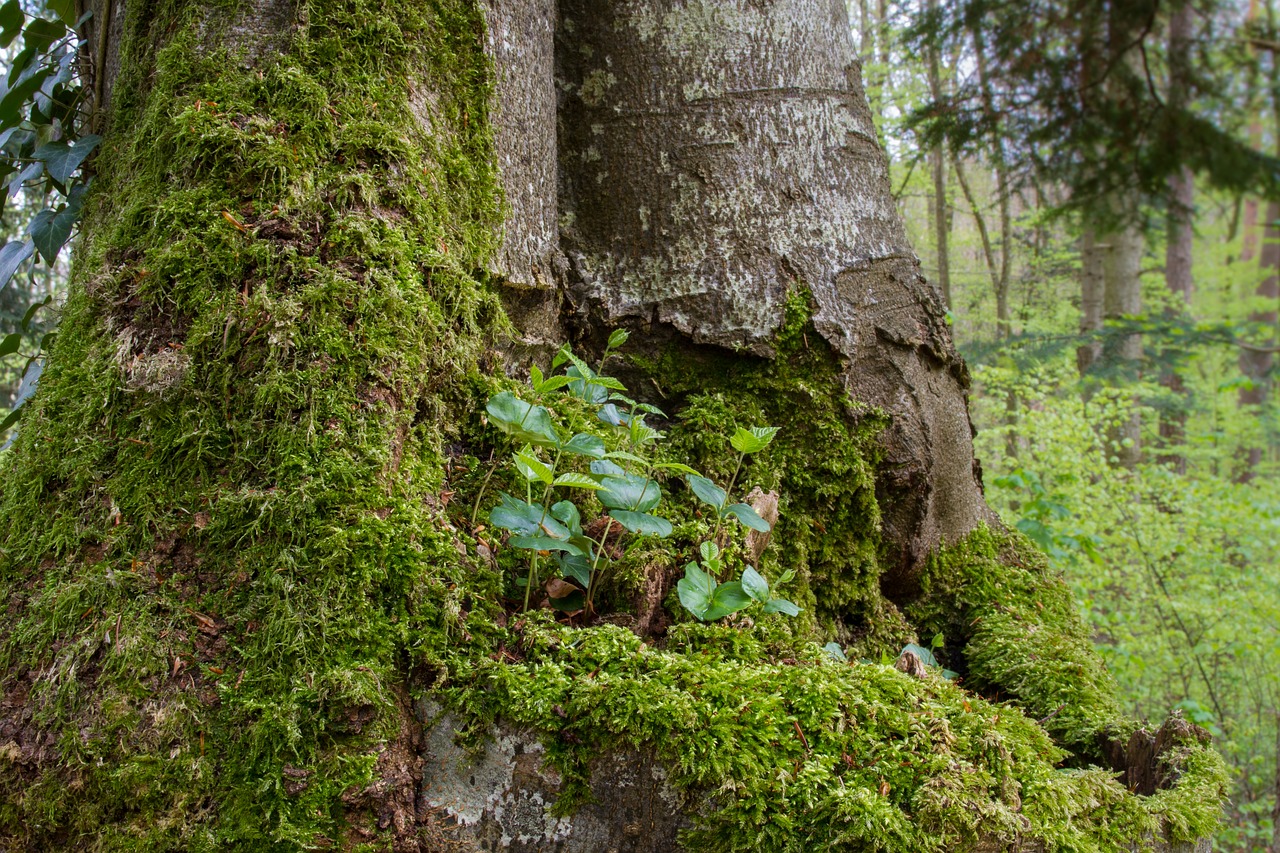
[0,1,504,848]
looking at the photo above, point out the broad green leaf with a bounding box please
[703,581,752,621]
[0,332,20,357]
[597,403,630,427]
[28,194,84,264]
[529,363,544,388]
[763,598,800,617]
[726,503,771,532]
[489,493,547,535]
[33,134,99,187]
[677,562,716,619]
[686,474,727,511]
[0,65,52,127]
[589,459,625,477]
[562,432,605,459]
[607,328,630,349]
[741,566,770,603]
[549,500,582,537]
[609,510,672,537]
[0,239,34,289]
[20,17,64,51]
[513,448,553,485]
[45,0,78,25]
[729,425,780,454]
[634,402,666,417]
[556,553,591,587]
[699,541,719,563]
[0,2,23,49]
[598,474,660,512]
[510,534,583,556]
[486,391,560,448]
[553,472,603,491]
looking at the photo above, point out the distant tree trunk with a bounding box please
[1159,0,1195,473]
[1102,219,1145,467]
[1238,0,1279,482]
[1079,228,1105,376]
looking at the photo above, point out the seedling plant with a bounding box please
[480,331,799,624]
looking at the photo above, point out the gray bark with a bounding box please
[1102,219,1145,467]
[556,0,987,575]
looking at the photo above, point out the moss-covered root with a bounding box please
[451,619,1227,852]
[0,1,504,848]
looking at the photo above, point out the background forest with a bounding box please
[0,0,1276,848]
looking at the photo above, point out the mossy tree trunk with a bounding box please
[0,1,1225,851]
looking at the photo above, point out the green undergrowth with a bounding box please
[449,613,1228,851]
[0,1,1227,851]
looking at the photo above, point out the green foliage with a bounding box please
[482,335,793,624]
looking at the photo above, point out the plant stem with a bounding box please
[710,452,746,562]
[469,451,498,530]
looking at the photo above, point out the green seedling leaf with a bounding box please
[741,566,770,603]
[550,500,583,536]
[702,581,752,621]
[686,474,727,511]
[763,598,800,616]
[598,474,660,512]
[513,449,553,485]
[729,425,780,454]
[589,459,625,477]
[33,134,99,187]
[567,365,608,403]
[699,541,719,563]
[486,391,560,448]
[490,493,550,535]
[536,374,574,393]
[609,510,672,537]
[556,553,591,587]
[604,449,648,466]
[607,328,630,349]
[630,422,662,446]
[652,461,699,476]
[0,239,34,290]
[726,503,771,532]
[562,432,605,459]
[529,363,544,388]
[635,402,666,416]
[597,403,628,427]
[677,562,715,618]
[823,642,848,662]
[553,472,603,491]
[901,643,938,668]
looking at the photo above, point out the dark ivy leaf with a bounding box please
[0,238,34,290]
[28,193,83,264]
[34,134,100,187]
[0,1,23,49]
[0,331,20,357]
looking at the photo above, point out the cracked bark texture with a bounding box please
[554,0,988,587]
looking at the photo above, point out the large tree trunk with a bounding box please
[0,1,1223,850]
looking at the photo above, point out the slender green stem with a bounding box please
[710,452,746,563]
[469,451,498,530]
